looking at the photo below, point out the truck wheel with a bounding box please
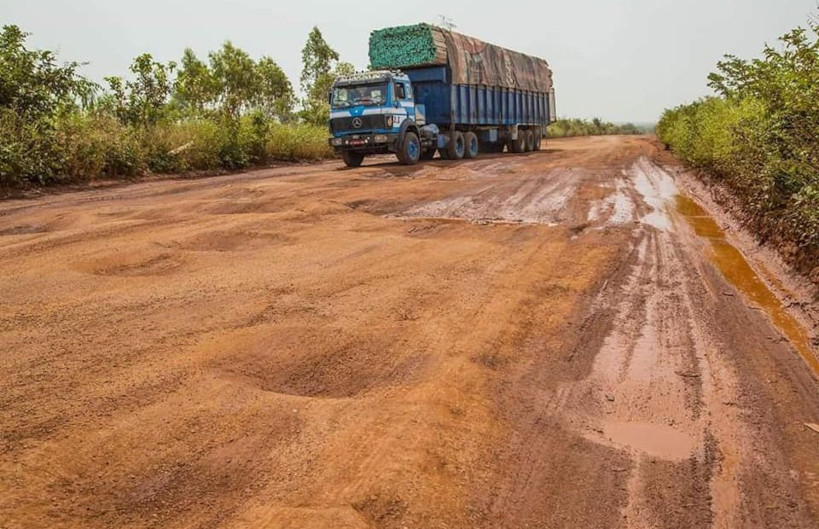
[464,132,479,159]
[446,131,465,160]
[342,151,365,168]
[420,147,436,160]
[511,132,526,153]
[533,128,543,151]
[398,132,421,165]
[524,130,535,152]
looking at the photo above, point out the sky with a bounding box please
[3,0,817,123]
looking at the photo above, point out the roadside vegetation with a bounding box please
[0,25,351,188]
[548,118,644,138]
[657,14,819,273]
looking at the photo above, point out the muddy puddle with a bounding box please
[674,195,819,375]
[604,421,697,460]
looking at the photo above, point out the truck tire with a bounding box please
[511,131,526,153]
[446,131,465,160]
[342,151,365,168]
[464,132,479,159]
[398,132,421,165]
[533,128,542,151]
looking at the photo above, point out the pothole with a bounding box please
[603,421,698,461]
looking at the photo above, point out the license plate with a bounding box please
[348,139,366,146]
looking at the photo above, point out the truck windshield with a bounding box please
[331,83,388,108]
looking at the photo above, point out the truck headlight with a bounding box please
[331,138,343,146]
[374,134,388,143]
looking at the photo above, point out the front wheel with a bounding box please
[342,151,365,168]
[398,132,421,165]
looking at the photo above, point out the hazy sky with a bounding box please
[4,0,817,123]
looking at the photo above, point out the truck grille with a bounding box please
[330,115,388,133]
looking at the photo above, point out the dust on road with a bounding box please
[1,136,817,529]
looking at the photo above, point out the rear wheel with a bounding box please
[446,131,465,160]
[398,132,421,165]
[464,132,479,159]
[525,130,535,152]
[533,128,543,151]
[342,151,365,168]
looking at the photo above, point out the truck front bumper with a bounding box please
[329,133,398,154]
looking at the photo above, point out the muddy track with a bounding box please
[1,136,817,529]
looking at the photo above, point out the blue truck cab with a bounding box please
[329,70,434,167]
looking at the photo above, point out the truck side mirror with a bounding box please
[328,92,333,105]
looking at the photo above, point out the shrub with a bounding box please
[547,118,643,138]
[55,112,142,180]
[658,20,819,270]
[266,122,333,161]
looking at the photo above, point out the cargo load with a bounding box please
[368,23,553,93]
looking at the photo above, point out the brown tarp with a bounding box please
[440,30,553,93]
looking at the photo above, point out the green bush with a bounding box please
[0,108,63,185]
[658,21,819,270]
[548,118,642,138]
[55,112,142,180]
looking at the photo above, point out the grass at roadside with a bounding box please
[2,110,333,187]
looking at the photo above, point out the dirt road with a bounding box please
[1,136,818,529]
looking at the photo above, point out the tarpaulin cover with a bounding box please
[368,24,553,93]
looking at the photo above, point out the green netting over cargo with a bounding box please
[368,24,448,69]
[368,24,553,93]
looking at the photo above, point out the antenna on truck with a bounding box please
[433,15,457,30]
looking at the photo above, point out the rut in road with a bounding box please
[0,137,817,529]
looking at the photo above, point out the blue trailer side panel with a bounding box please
[405,66,552,129]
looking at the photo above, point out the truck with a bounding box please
[328,23,556,167]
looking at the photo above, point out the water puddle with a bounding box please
[674,195,819,375]
[604,421,697,460]
[631,157,677,231]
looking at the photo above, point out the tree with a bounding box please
[0,25,94,184]
[300,27,346,125]
[300,26,339,95]
[0,25,91,120]
[106,54,176,127]
[174,48,216,116]
[209,41,260,119]
[256,56,295,121]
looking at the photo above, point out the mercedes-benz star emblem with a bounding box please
[352,117,363,128]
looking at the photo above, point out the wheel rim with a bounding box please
[408,138,419,160]
[469,137,478,156]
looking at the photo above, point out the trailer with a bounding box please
[328,24,556,167]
